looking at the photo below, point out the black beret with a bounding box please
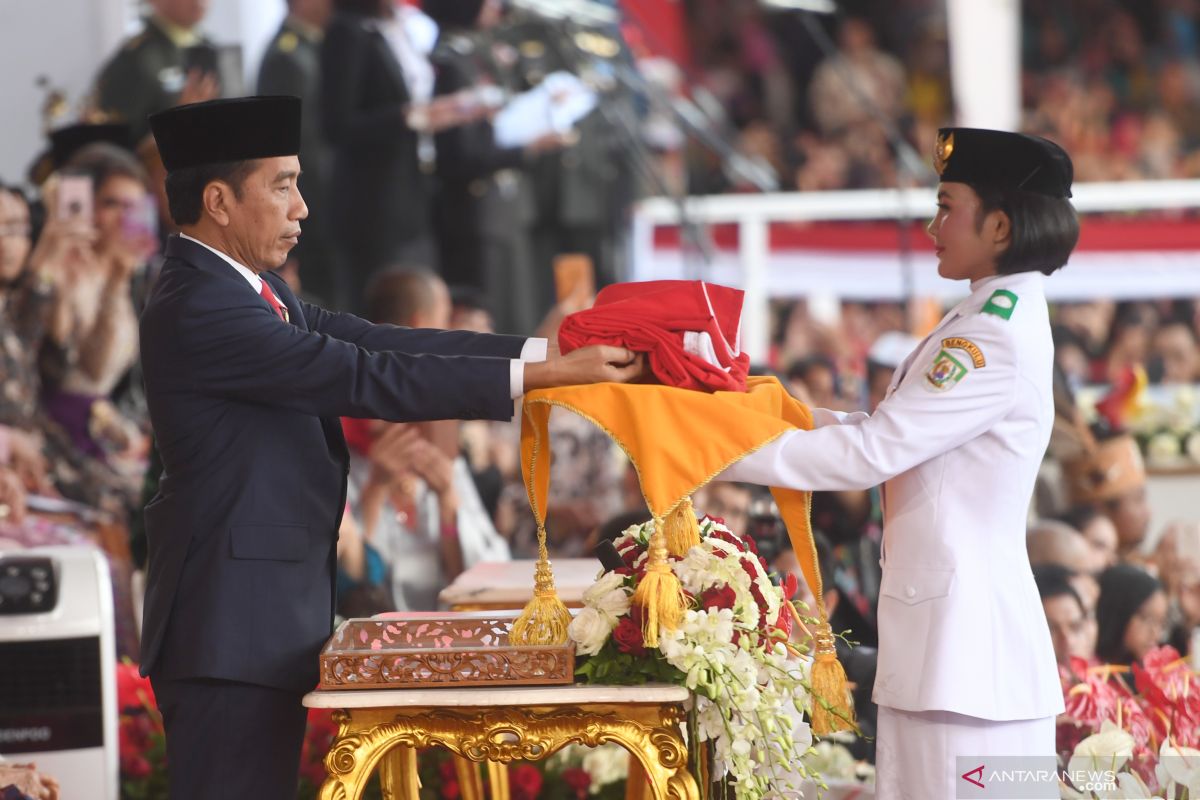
[27,122,135,185]
[935,127,1074,199]
[150,96,301,172]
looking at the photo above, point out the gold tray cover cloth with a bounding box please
[511,375,855,734]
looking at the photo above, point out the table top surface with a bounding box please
[303,683,689,708]
[438,558,602,606]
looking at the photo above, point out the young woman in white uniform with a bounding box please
[721,128,1078,799]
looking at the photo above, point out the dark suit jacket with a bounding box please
[139,236,525,691]
[320,11,430,272]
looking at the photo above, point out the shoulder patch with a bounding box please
[277,31,299,53]
[925,348,969,392]
[981,289,1018,320]
[941,336,986,368]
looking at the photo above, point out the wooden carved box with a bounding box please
[318,612,576,690]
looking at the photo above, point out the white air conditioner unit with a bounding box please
[0,546,118,800]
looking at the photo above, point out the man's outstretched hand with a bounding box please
[524,345,646,391]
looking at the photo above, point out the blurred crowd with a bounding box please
[0,4,1198,772]
[686,0,1200,193]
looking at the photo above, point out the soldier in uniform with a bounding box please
[92,0,219,141]
[258,0,337,306]
[499,11,637,320]
[425,0,559,335]
[721,129,1079,798]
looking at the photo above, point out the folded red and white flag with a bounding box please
[558,280,750,392]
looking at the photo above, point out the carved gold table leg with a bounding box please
[484,761,510,800]
[454,755,486,800]
[625,758,651,800]
[319,702,698,800]
[379,745,420,800]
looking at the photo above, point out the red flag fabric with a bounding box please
[558,280,749,392]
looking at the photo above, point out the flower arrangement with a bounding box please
[569,515,822,799]
[116,660,168,800]
[1080,379,1200,468]
[1057,646,1200,798]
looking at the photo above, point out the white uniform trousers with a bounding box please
[875,706,1055,800]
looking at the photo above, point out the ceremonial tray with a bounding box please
[318,612,576,690]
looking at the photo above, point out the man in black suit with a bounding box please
[139,95,640,800]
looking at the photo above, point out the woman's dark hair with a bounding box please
[1032,563,1085,612]
[332,0,390,16]
[1095,563,1162,665]
[970,183,1080,276]
[164,160,254,226]
[63,142,147,191]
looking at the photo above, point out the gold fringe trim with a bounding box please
[810,622,858,735]
[664,498,701,557]
[510,531,571,645]
[632,519,686,647]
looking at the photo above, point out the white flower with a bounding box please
[1068,721,1136,788]
[803,741,857,781]
[1096,771,1157,800]
[1155,740,1200,797]
[1146,432,1182,464]
[583,571,625,605]
[581,744,629,792]
[569,606,616,656]
[582,572,631,621]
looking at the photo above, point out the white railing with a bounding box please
[630,181,1200,363]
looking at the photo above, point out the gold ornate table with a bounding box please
[303,683,699,800]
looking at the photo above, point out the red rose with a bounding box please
[563,766,591,797]
[510,764,543,800]
[116,660,156,712]
[612,615,647,657]
[700,585,737,611]
[125,755,151,779]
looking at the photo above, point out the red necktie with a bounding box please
[259,280,289,322]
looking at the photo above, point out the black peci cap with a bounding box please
[934,128,1074,199]
[149,96,301,172]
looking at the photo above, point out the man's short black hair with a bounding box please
[971,184,1080,276]
[164,160,254,226]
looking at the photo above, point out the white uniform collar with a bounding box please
[963,271,1044,313]
[180,233,263,293]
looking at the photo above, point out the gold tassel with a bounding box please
[510,530,571,645]
[809,622,857,735]
[632,519,686,647]
[664,497,701,557]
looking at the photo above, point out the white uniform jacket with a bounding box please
[722,271,1064,721]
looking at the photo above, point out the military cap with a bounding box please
[934,127,1074,198]
[27,122,135,185]
[149,96,301,172]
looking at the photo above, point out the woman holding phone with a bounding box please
[38,142,156,475]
